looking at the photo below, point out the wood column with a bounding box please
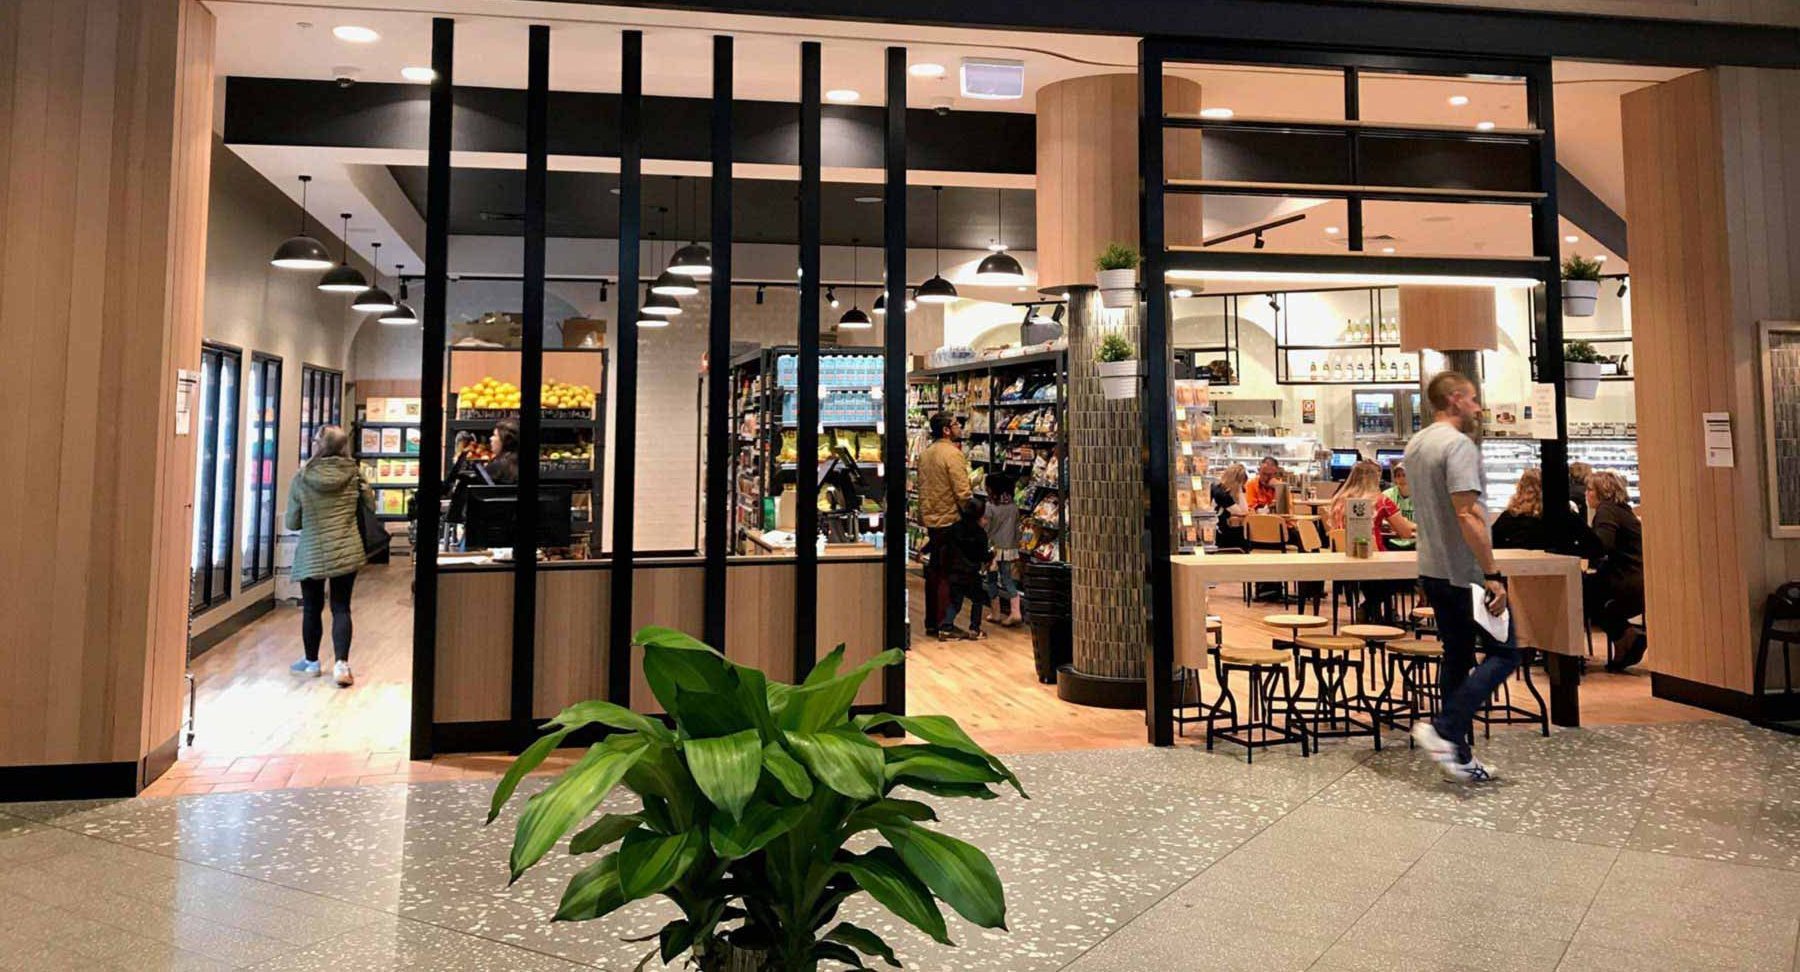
[1622,67,1800,711]
[0,0,214,794]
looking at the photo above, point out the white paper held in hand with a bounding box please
[1470,583,1511,641]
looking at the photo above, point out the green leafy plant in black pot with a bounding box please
[490,626,1024,971]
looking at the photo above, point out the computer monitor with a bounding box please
[1376,449,1405,471]
[1328,448,1362,481]
[464,484,575,550]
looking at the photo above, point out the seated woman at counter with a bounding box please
[1581,470,1647,672]
[485,418,520,485]
[1327,459,1415,622]
[1491,467,1556,551]
[1382,463,1415,551]
[1211,463,1250,551]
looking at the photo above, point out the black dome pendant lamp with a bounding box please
[667,176,712,277]
[641,207,681,320]
[838,243,872,330]
[973,189,1026,285]
[915,187,958,304]
[318,213,371,293]
[651,193,698,296]
[271,175,334,270]
[378,264,418,325]
[351,241,399,313]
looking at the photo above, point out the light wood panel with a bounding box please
[730,562,798,683]
[1398,286,1499,352]
[0,0,214,772]
[629,565,707,713]
[817,560,885,706]
[534,568,609,718]
[435,571,512,723]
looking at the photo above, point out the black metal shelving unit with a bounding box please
[1272,286,1419,386]
[1173,294,1243,386]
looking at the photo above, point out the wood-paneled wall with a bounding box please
[1622,67,1800,696]
[0,0,214,771]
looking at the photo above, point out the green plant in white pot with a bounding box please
[491,626,1024,972]
[1094,242,1140,310]
[1564,339,1604,400]
[1561,254,1603,318]
[1095,332,1140,400]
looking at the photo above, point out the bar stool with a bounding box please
[1208,644,1309,762]
[1408,605,1438,639]
[1172,616,1228,738]
[1342,623,1408,729]
[1475,646,1550,738]
[1291,632,1380,749]
[1262,613,1330,651]
[1378,639,1444,737]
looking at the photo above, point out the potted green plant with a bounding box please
[1095,332,1140,400]
[1094,242,1140,309]
[1561,254,1603,318]
[1564,339,1603,399]
[491,627,1024,972]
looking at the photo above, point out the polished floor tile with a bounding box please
[1,721,1796,971]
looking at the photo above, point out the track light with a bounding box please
[378,264,418,325]
[755,285,766,305]
[271,175,333,270]
[827,287,839,309]
[1617,278,1629,299]
[1268,293,1280,313]
[599,280,609,303]
[1253,231,1266,250]
[1051,304,1065,324]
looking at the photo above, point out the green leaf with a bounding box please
[685,728,763,820]
[879,822,1007,930]
[672,687,757,739]
[616,828,706,901]
[554,852,626,922]
[634,625,713,651]
[762,742,814,800]
[894,779,999,801]
[844,798,937,837]
[710,801,808,860]
[858,714,1025,798]
[885,747,1007,789]
[826,921,900,968]
[728,662,779,741]
[839,847,952,946]
[569,813,642,855]
[778,649,905,734]
[803,644,848,686]
[488,727,572,824]
[658,919,696,964]
[544,699,674,743]
[641,636,734,716]
[509,743,645,881]
[766,681,795,722]
[813,940,870,969]
[784,728,884,801]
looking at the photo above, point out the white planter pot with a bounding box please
[1095,268,1138,309]
[1566,360,1603,400]
[1096,358,1141,400]
[1562,278,1600,317]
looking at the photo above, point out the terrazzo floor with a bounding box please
[3,720,1797,971]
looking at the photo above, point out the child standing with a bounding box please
[938,497,992,640]
[983,474,1023,627]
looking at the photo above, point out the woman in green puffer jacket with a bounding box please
[285,425,375,687]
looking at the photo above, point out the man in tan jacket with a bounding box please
[917,412,972,634]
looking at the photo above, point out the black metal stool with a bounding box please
[1476,646,1550,738]
[1408,605,1438,639]
[1208,644,1309,762]
[1754,583,1800,721]
[1174,617,1227,737]
[1291,633,1380,750]
[1378,639,1444,739]
[1342,623,1408,732]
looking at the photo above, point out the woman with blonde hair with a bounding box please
[1582,470,1646,671]
[1211,462,1250,551]
[285,424,375,686]
[1328,459,1415,621]
[1491,467,1554,550]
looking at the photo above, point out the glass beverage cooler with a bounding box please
[1352,388,1418,442]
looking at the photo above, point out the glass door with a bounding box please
[190,344,241,614]
[299,364,343,460]
[1352,389,1401,439]
[242,354,282,586]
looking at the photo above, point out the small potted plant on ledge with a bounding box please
[1561,254,1603,318]
[1096,332,1140,401]
[492,627,1024,972]
[1094,242,1140,309]
[1565,339,1603,399]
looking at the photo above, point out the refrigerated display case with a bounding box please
[1204,434,1321,482]
[1352,388,1420,443]
[1481,437,1641,513]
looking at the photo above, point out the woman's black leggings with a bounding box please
[300,573,357,663]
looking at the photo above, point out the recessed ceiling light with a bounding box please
[1381,246,1396,254]
[1595,254,1608,263]
[332,25,380,43]
[1448,95,1470,106]
[908,63,946,78]
[1324,226,1340,235]
[1475,120,1496,131]
[825,89,860,103]
[1199,107,1235,119]
[852,195,882,204]
[1565,234,1579,243]
[1172,288,1194,298]
[401,66,435,82]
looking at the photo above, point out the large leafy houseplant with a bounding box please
[490,627,1025,971]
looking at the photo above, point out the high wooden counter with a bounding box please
[1172,549,1587,725]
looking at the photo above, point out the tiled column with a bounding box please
[1061,288,1151,701]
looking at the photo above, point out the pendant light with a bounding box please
[637,286,670,328]
[838,244,872,329]
[915,187,958,304]
[271,175,334,270]
[351,241,399,313]
[666,176,712,277]
[317,213,370,292]
[973,189,1026,285]
[873,292,886,316]
[642,207,681,318]
[652,190,699,296]
[378,264,418,324]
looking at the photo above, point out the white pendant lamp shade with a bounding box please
[317,212,370,292]
[642,290,682,317]
[272,175,334,270]
[973,249,1025,285]
[651,269,699,296]
[916,274,957,304]
[352,240,398,313]
[667,242,712,277]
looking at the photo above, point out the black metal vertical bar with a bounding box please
[1528,60,1573,547]
[881,45,908,711]
[795,41,821,682]
[1344,66,1364,253]
[704,36,733,652]
[510,23,548,750]
[608,31,642,706]
[410,16,452,762]
[1140,40,1175,747]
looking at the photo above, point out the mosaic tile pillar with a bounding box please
[1065,288,1150,685]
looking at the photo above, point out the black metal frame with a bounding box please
[241,352,283,587]
[297,364,343,463]
[882,45,909,710]
[608,30,644,707]
[190,342,243,617]
[704,35,733,651]
[794,41,821,681]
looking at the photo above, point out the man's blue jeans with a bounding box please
[1420,576,1520,764]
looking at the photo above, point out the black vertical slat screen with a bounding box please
[512,23,549,750]
[704,35,733,651]
[608,31,643,705]
[794,41,821,681]
[881,45,908,712]
[1138,41,1175,746]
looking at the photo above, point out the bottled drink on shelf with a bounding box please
[1309,360,1319,381]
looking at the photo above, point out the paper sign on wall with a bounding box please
[1301,399,1316,425]
[175,369,200,436]
[1529,383,1558,439]
[1704,412,1734,467]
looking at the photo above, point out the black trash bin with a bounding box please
[1024,563,1072,684]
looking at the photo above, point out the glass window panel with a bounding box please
[1164,63,1346,123]
[1171,195,1350,255]
[211,352,239,604]
[1357,71,1530,130]
[1360,200,1535,259]
[1357,134,1536,193]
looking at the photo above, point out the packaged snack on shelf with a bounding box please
[857,432,882,463]
[778,430,798,463]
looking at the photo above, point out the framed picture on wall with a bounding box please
[1759,321,1800,538]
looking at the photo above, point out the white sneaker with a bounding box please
[333,661,355,687]
[1441,757,1500,784]
[1411,721,1458,763]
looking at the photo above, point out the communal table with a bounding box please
[1171,549,1587,726]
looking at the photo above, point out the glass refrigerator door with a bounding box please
[1353,390,1400,438]
[1407,391,1423,433]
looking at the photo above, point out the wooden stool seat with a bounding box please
[1341,623,1407,641]
[1386,639,1444,657]
[1262,613,1330,629]
[1409,606,1436,620]
[1295,634,1365,653]
[1206,616,1224,633]
[1219,645,1291,666]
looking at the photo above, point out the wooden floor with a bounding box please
[144,562,1717,796]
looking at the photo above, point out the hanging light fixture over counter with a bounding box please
[317,212,370,292]
[271,175,333,270]
[916,186,958,304]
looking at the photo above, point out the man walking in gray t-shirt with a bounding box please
[1403,370,1518,783]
